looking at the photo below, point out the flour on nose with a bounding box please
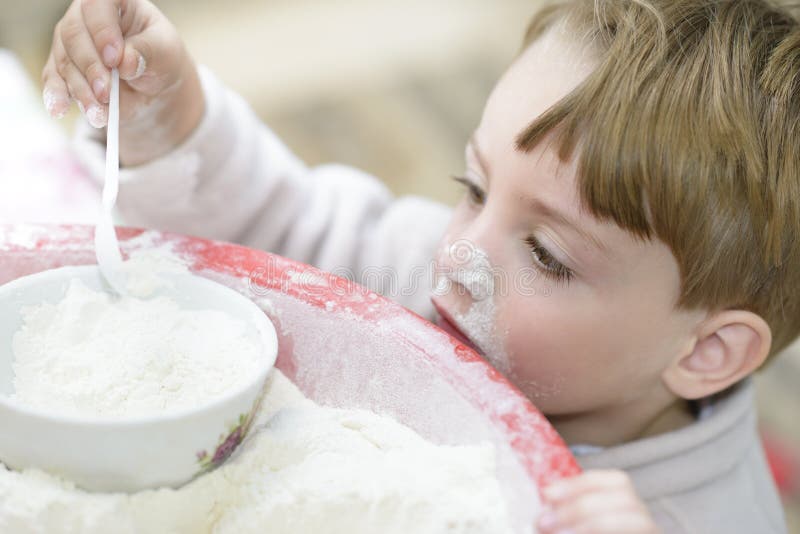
[448,240,494,301]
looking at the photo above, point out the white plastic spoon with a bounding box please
[94,67,126,295]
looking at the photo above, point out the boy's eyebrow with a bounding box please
[529,197,610,257]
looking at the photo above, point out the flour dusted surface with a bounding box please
[9,279,261,417]
[0,370,515,533]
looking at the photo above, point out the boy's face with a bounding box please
[431,28,704,418]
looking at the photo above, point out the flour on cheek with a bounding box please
[438,240,511,375]
[455,298,511,376]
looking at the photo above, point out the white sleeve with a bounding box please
[72,66,451,317]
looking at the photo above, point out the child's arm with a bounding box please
[45,1,450,316]
[72,68,450,277]
[538,470,661,534]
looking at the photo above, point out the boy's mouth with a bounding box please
[431,300,482,355]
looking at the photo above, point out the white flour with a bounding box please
[9,278,262,417]
[0,370,515,534]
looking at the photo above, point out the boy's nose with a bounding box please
[434,277,474,316]
[435,237,498,311]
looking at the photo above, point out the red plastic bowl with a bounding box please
[0,224,580,530]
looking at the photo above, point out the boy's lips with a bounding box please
[431,300,481,354]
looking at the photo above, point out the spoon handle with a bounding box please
[95,67,126,295]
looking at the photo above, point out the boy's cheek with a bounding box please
[505,354,573,412]
[499,289,661,413]
[498,303,586,411]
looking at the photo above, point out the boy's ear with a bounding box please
[662,310,771,400]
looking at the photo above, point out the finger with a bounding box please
[119,17,182,93]
[80,0,125,67]
[116,0,151,82]
[66,60,108,128]
[542,470,633,504]
[118,39,147,82]
[540,492,639,531]
[59,12,111,103]
[41,53,71,119]
[56,37,107,129]
[571,513,659,534]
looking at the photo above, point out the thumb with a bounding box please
[118,40,146,82]
[117,18,185,95]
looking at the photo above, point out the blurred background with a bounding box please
[1,0,544,205]
[1,0,798,529]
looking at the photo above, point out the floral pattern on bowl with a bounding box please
[195,374,272,476]
[195,410,255,474]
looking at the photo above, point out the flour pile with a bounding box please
[0,370,515,533]
[9,278,262,417]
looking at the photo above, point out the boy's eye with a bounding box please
[525,236,573,284]
[452,176,486,206]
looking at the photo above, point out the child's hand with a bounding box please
[42,0,204,165]
[537,470,661,534]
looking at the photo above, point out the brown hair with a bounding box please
[517,0,800,360]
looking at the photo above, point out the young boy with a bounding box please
[42,0,796,532]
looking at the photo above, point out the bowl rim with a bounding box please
[0,264,277,426]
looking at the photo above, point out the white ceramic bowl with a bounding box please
[0,265,277,493]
